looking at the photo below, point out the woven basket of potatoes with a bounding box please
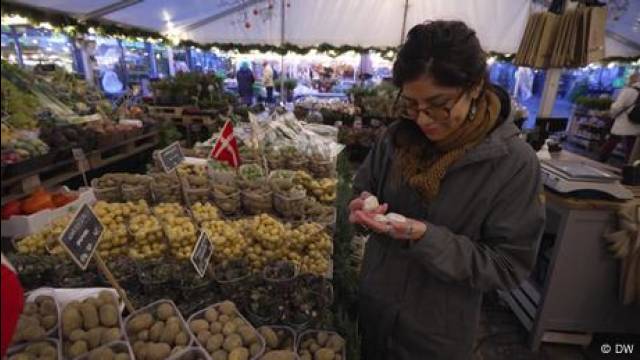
[124,300,193,360]
[75,341,133,360]
[60,291,124,359]
[187,301,265,360]
[296,330,345,360]
[10,291,59,345]
[257,325,298,360]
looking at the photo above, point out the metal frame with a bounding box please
[181,0,270,32]
[80,0,144,22]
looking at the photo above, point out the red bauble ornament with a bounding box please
[245,22,251,29]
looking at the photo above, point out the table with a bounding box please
[499,152,640,349]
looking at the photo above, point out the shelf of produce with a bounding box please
[1,132,159,206]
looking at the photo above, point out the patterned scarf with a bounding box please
[395,87,501,200]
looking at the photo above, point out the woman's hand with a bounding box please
[353,210,427,241]
[348,192,388,224]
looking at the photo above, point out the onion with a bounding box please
[362,195,380,212]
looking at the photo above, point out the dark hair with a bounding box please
[393,21,487,89]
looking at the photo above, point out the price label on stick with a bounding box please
[58,204,104,270]
[191,231,214,278]
[158,142,185,173]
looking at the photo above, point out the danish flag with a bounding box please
[210,120,240,168]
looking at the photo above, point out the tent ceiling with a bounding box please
[8,0,531,52]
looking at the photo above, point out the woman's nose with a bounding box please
[416,110,435,126]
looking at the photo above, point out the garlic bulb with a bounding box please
[362,195,380,212]
[374,214,388,223]
[386,213,407,223]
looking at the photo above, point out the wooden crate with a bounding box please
[148,106,183,117]
[1,160,80,203]
[88,132,159,168]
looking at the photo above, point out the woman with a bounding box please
[236,62,255,106]
[599,73,640,163]
[350,21,545,360]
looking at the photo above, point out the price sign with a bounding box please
[58,204,104,270]
[190,231,214,278]
[72,148,89,186]
[158,142,185,173]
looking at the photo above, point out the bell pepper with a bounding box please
[1,200,22,220]
[52,193,77,208]
[21,188,55,215]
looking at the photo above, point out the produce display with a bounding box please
[188,301,264,360]
[125,301,192,359]
[164,215,197,260]
[11,295,58,343]
[15,215,69,256]
[150,173,183,204]
[128,213,167,260]
[77,341,132,360]
[2,187,77,219]
[257,326,295,353]
[60,291,123,359]
[190,201,221,224]
[297,331,345,360]
[1,126,50,166]
[7,340,59,360]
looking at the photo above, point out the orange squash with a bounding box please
[21,187,55,214]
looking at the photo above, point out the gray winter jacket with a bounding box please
[354,93,545,360]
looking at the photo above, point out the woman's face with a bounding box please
[400,75,476,141]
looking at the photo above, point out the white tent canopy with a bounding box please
[11,0,531,53]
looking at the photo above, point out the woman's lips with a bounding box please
[420,124,440,135]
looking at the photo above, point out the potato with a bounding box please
[175,331,189,346]
[161,322,181,344]
[262,350,297,360]
[149,321,165,342]
[69,328,87,342]
[218,301,236,316]
[132,341,146,358]
[166,316,181,326]
[197,330,212,344]
[210,322,223,334]
[79,303,100,329]
[309,343,319,353]
[218,315,230,324]
[232,318,246,328]
[10,355,30,360]
[137,329,149,341]
[41,314,57,330]
[237,325,257,345]
[228,347,249,360]
[147,343,171,360]
[314,348,335,360]
[249,343,262,357]
[101,327,121,344]
[157,303,175,320]
[211,350,228,360]
[114,354,130,360]
[190,319,209,334]
[100,304,119,327]
[24,303,38,316]
[300,352,312,360]
[21,324,46,341]
[205,308,219,322]
[326,335,345,352]
[98,291,117,306]
[222,322,238,336]
[62,306,83,336]
[259,327,278,349]
[87,327,106,349]
[68,340,89,358]
[223,334,243,352]
[206,333,224,352]
[39,299,57,316]
[127,313,154,333]
[316,332,329,347]
[89,347,114,360]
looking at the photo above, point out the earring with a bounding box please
[468,100,477,121]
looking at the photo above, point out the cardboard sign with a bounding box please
[190,231,214,278]
[58,204,104,270]
[158,142,184,173]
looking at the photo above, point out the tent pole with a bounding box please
[80,0,143,21]
[400,0,409,45]
[280,0,286,104]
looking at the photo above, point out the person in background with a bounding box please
[1,253,24,357]
[236,62,255,106]
[262,61,274,103]
[350,21,544,359]
[600,73,640,163]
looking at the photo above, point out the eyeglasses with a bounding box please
[394,90,466,122]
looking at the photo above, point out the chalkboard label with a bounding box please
[158,142,184,173]
[190,231,214,278]
[58,204,104,270]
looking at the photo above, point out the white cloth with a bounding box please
[611,82,640,136]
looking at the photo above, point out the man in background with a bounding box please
[263,61,274,103]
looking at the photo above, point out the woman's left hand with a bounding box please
[353,210,427,241]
